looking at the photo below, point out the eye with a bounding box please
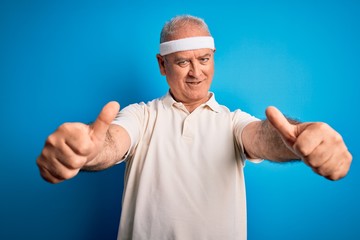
[177,60,190,67]
[199,57,210,64]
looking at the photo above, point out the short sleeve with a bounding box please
[112,103,145,160]
[232,109,263,164]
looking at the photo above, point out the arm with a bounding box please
[242,106,352,180]
[82,124,130,171]
[242,120,300,162]
[36,102,130,184]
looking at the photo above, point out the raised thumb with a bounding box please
[265,106,296,144]
[91,101,120,141]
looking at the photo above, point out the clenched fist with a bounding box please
[37,101,120,183]
[266,106,352,180]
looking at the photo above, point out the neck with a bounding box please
[170,91,211,113]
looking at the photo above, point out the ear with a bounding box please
[156,54,166,76]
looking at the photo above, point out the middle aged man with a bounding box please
[37,15,352,240]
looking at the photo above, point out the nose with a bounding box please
[188,62,202,79]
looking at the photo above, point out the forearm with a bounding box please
[242,106,352,180]
[242,120,300,162]
[82,124,130,171]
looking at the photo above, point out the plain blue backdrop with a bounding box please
[1,0,359,239]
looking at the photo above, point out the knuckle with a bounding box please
[58,122,72,132]
[39,167,61,184]
[36,154,44,166]
[331,132,343,144]
[50,169,68,181]
[47,177,62,184]
[61,169,79,180]
[67,156,86,169]
[46,134,58,146]
[308,159,321,168]
[316,122,330,131]
[37,149,53,167]
[327,165,349,181]
[313,165,328,176]
[342,159,351,174]
[58,123,82,137]
[39,146,56,164]
[327,172,343,181]
[294,142,311,157]
[74,144,92,156]
[42,176,63,184]
[347,152,353,164]
[41,144,50,155]
[327,175,339,181]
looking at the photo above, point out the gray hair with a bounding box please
[160,15,211,43]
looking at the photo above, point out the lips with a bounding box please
[187,81,201,85]
[186,79,204,85]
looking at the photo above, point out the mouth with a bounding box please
[187,82,201,85]
[186,80,203,85]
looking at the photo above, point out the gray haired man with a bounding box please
[37,15,352,240]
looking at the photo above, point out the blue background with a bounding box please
[1,0,359,239]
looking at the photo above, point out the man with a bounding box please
[37,15,352,240]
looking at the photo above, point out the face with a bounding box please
[156,25,215,108]
[157,48,214,106]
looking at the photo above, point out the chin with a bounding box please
[189,91,210,101]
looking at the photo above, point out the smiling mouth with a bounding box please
[186,81,202,85]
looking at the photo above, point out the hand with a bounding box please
[37,101,120,183]
[266,106,352,180]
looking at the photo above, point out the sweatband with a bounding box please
[159,36,215,56]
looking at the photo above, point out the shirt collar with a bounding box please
[162,91,222,113]
[206,92,222,113]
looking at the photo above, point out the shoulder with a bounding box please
[121,95,165,112]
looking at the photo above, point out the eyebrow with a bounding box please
[173,52,212,62]
[198,53,212,58]
[173,57,189,62]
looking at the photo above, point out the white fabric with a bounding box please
[112,92,260,240]
[160,36,215,56]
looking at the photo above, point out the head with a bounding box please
[156,15,216,109]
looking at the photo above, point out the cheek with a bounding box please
[168,68,188,82]
[204,65,214,78]
[166,72,184,90]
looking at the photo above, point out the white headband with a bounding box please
[159,36,215,56]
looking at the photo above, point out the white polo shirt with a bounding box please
[113,92,260,240]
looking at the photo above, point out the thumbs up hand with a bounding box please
[37,101,120,183]
[265,106,352,181]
